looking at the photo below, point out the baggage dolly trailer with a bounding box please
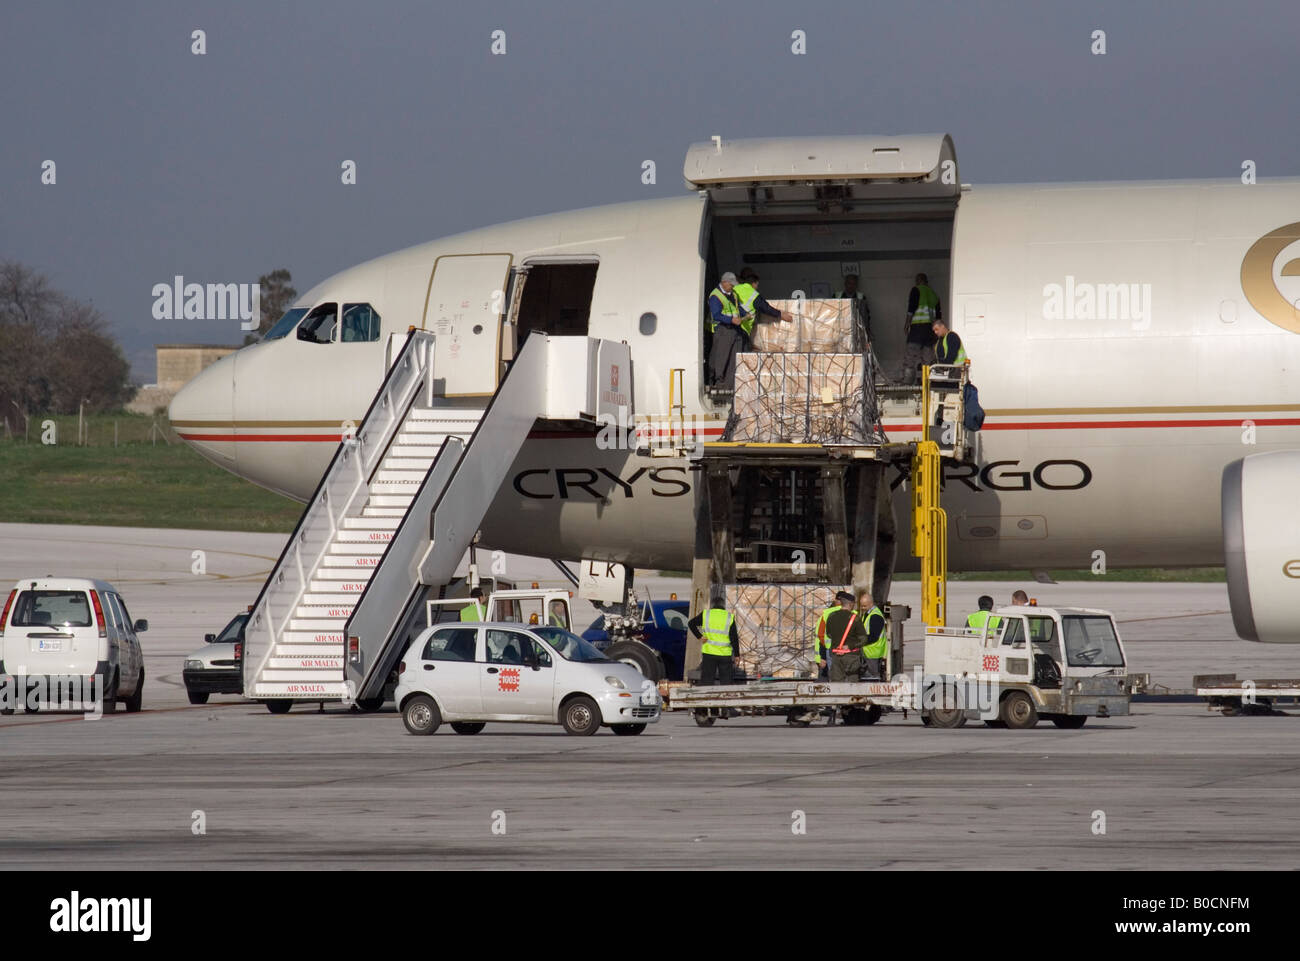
[666,677,914,727]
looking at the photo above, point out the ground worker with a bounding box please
[734,269,794,347]
[837,273,872,342]
[899,272,942,384]
[688,590,740,686]
[857,591,888,679]
[825,596,869,682]
[459,587,486,622]
[1011,590,1030,606]
[706,272,752,392]
[547,599,569,629]
[966,595,1001,634]
[931,318,967,365]
[812,591,851,678]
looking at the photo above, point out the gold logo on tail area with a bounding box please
[1241,222,1300,334]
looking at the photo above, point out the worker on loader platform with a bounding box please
[812,591,851,678]
[899,273,941,384]
[931,318,968,366]
[734,269,795,348]
[837,273,872,343]
[966,595,1001,634]
[825,595,869,682]
[857,591,888,679]
[459,587,486,622]
[688,590,740,686]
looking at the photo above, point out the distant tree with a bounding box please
[243,268,297,344]
[0,262,133,430]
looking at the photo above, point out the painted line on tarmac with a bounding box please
[0,701,248,728]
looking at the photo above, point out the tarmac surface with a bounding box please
[0,522,1296,870]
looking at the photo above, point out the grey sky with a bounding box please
[3,0,1297,380]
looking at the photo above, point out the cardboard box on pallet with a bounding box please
[726,583,846,679]
[751,298,857,353]
[732,353,870,444]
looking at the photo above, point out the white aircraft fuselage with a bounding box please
[170,143,1300,588]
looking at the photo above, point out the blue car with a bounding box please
[582,599,691,681]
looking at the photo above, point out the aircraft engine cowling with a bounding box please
[1222,452,1300,642]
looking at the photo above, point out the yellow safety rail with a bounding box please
[912,366,948,626]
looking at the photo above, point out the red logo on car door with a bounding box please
[498,668,520,692]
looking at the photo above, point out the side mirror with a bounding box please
[134,619,149,633]
[204,633,216,643]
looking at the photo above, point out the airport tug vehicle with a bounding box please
[920,606,1140,730]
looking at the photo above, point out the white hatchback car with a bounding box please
[395,623,661,736]
[0,576,147,713]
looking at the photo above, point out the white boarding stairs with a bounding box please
[243,331,632,703]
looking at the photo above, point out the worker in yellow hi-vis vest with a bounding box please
[857,591,889,680]
[899,272,942,385]
[687,589,740,686]
[459,587,486,622]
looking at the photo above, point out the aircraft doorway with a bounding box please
[514,262,597,348]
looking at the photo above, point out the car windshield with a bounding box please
[215,613,249,644]
[10,590,92,628]
[533,627,609,662]
[1062,616,1126,668]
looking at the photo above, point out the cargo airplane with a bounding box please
[169,135,1300,643]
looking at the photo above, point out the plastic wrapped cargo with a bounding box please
[727,583,848,679]
[732,353,873,444]
[751,298,859,353]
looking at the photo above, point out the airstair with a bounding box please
[242,330,631,710]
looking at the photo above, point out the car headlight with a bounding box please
[185,660,204,671]
[604,676,626,690]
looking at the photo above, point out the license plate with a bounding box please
[37,639,62,652]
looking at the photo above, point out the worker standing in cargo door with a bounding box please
[857,591,889,679]
[837,273,873,343]
[688,590,740,686]
[735,269,795,349]
[459,587,486,622]
[812,591,850,679]
[826,598,869,682]
[899,273,941,385]
[706,272,752,393]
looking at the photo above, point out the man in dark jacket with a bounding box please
[824,593,869,682]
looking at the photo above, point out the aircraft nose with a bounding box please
[169,351,236,467]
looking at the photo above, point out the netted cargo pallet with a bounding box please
[732,353,881,444]
[727,583,849,679]
[751,298,864,353]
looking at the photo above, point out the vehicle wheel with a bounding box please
[927,708,967,729]
[1051,715,1087,729]
[354,696,384,713]
[1000,691,1039,729]
[603,641,664,682]
[612,724,646,736]
[694,710,715,728]
[561,696,601,736]
[402,695,442,735]
[187,691,209,705]
[862,704,883,725]
[451,721,486,735]
[101,673,118,714]
[124,669,144,713]
[266,700,293,715]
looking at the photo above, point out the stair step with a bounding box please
[313,568,374,581]
[378,459,433,473]
[266,656,345,670]
[342,516,400,530]
[402,417,481,432]
[289,618,353,632]
[276,643,345,656]
[252,681,349,698]
[372,478,424,493]
[300,591,364,606]
[279,632,344,645]
[327,541,387,555]
[361,506,406,517]
[336,528,394,543]
[295,606,354,620]
[322,554,383,568]
[368,495,414,508]
[390,445,448,459]
[261,668,346,682]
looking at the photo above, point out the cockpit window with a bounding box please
[341,303,381,343]
[263,307,308,341]
[296,303,338,344]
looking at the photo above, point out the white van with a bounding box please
[0,577,147,713]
